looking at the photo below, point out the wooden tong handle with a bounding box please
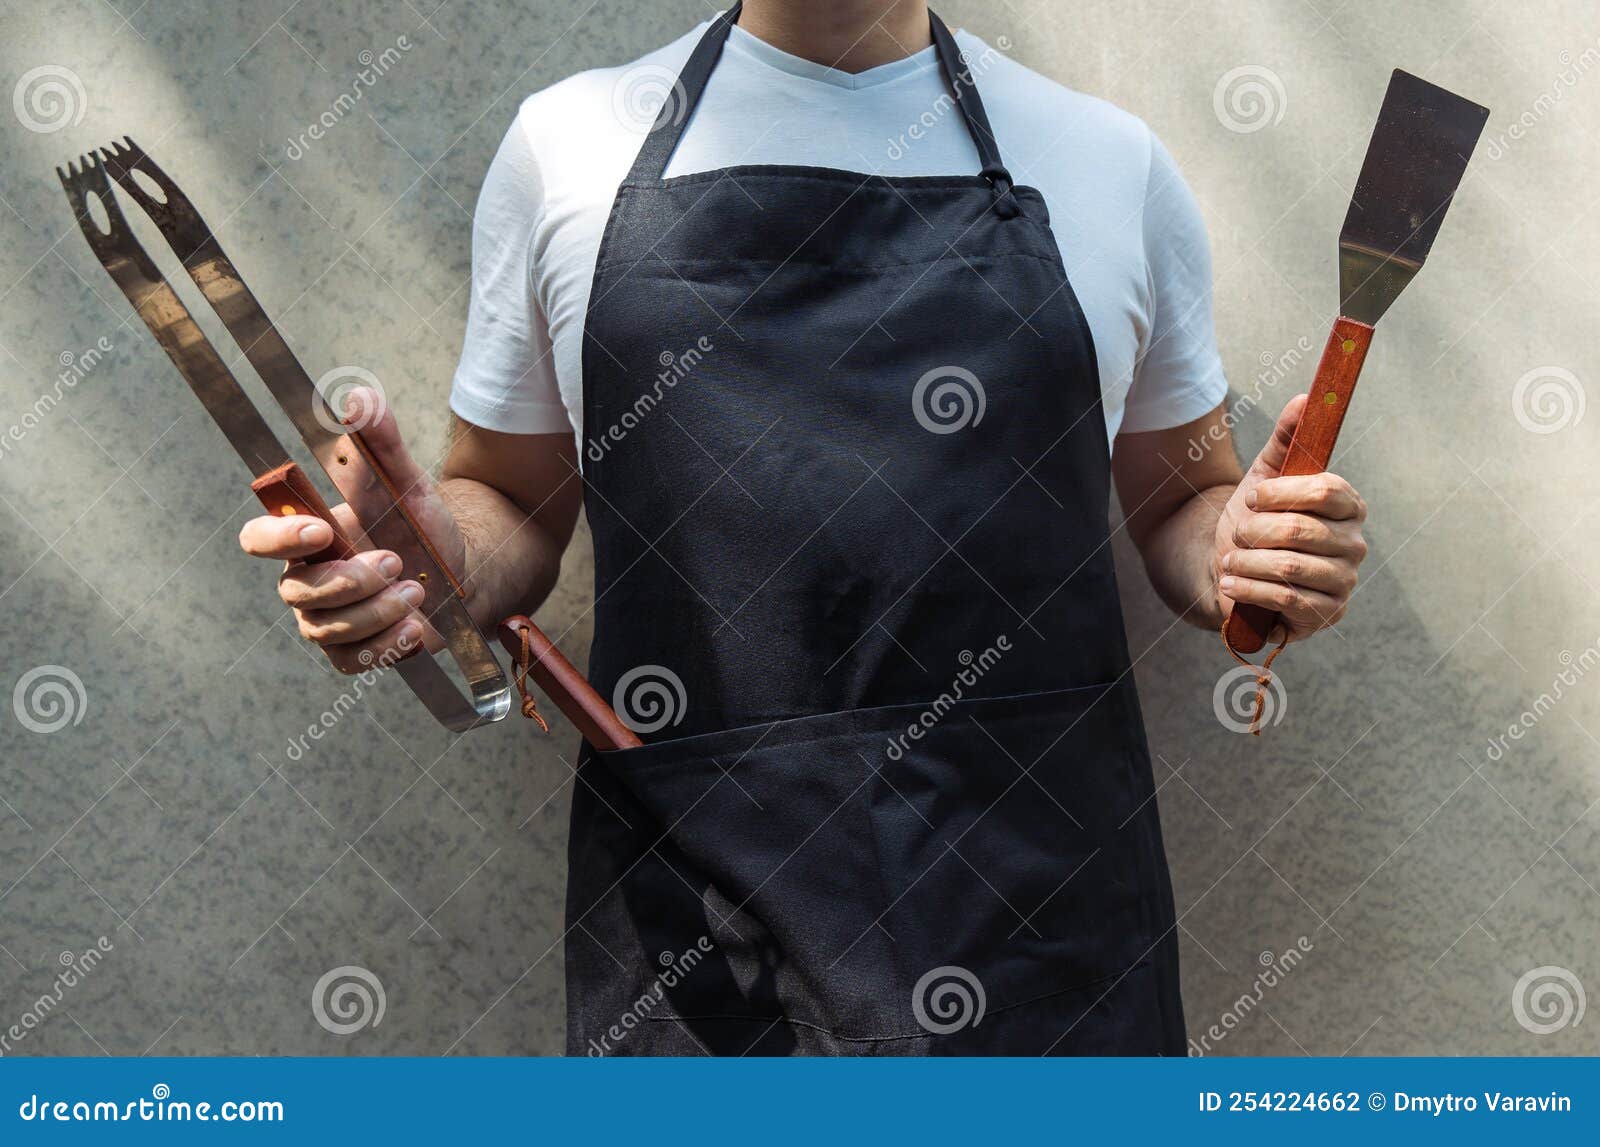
[251,461,357,565]
[1224,317,1374,654]
[497,616,643,751]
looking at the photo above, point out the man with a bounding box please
[240,1,1367,1055]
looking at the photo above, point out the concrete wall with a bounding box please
[1,0,1595,1055]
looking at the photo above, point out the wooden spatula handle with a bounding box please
[1224,317,1374,654]
[250,460,358,566]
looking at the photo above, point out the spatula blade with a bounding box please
[1339,69,1488,325]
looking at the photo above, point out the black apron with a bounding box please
[567,4,1184,1056]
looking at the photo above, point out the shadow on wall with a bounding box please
[0,0,1597,1058]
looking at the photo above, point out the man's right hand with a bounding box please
[237,388,468,675]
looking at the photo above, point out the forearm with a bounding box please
[440,476,567,628]
[1136,482,1232,629]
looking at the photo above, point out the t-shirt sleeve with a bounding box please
[1119,131,1229,434]
[448,108,573,435]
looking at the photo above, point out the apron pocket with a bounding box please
[591,677,1168,1047]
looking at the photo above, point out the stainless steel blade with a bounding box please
[93,138,509,729]
[1339,69,1488,325]
[58,156,292,481]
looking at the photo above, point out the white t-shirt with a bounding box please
[449,20,1227,449]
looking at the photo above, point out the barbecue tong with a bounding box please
[59,140,637,748]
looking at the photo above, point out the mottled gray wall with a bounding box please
[0,0,1595,1057]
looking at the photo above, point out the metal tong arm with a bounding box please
[92,138,509,728]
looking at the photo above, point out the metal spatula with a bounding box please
[1225,69,1489,654]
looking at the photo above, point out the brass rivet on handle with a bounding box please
[279,505,296,516]
[1341,338,1356,353]
[418,572,428,582]
[1324,391,1339,405]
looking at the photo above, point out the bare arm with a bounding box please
[1113,405,1242,629]
[440,416,582,628]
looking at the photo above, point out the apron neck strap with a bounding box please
[625,3,743,185]
[927,10,1016,214]
[626,4,1020,215]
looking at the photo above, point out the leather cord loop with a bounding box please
[1221,619,1288,737]
[512,625,551,733]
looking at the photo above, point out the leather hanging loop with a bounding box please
[1221,619,1288,736]
[512,625,551,733]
